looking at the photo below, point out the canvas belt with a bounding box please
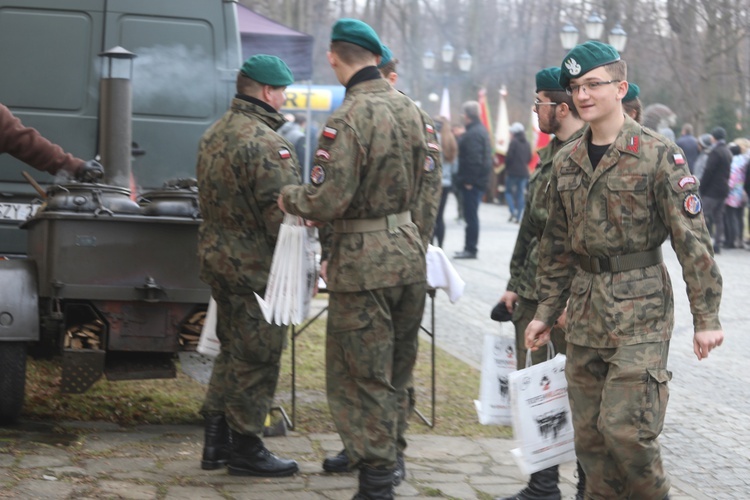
[333,211,412,234]
[577,247,663,274]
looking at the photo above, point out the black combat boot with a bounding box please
[575,461,586,500]
[352,466,395,500]
[494,465,561,500]
[227,430,299,477]
[392,453,406,486]
[323,448,350,472]
[325,449,406,487]
[200,413,230,470]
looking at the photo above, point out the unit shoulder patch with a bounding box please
[310,165,326,186]
[683,193,702,217]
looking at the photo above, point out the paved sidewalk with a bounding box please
[1,197,743,499]
[0,420,698,499]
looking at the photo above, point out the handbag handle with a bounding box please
[524,342,556,369]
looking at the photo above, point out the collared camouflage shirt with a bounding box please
[281,77,435,292]
[196,97,301,294]
[507,127,584,301]
[534,116,722,347]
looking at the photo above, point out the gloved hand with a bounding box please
[76,159,104,182]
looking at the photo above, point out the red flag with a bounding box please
[478,87,494,153]
[528,108,550,172]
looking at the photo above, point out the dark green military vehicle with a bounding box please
[0,0,242,422]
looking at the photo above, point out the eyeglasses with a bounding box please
[565,80,621,96]
[533,100,558,112]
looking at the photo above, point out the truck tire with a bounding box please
[0,342,27,424]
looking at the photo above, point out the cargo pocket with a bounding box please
[557,173,582,227]
[639,368,671,439]
[607,175,649,226]
[612,274,665,339]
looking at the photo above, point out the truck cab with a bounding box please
[0,0,241,423]
[0,0,241,254]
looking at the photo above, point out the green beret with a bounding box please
[559,41,620,89]
[623,82,640,103]
[240,55,294,86]
[536,66,563,92]
[331,18,383,55]
[377,45,393,68]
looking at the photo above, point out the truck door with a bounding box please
[104,0,240,190]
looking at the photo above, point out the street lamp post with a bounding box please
[560,13,628,52]
[422,43,472,116]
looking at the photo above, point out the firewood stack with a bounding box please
[179,310,206,350]
[64,319,104,350]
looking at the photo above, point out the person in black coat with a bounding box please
[504,122,532,222]
[699,126,733,253]
[453,100,493,259]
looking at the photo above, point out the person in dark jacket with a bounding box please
[1,102,102,180]
[676,123,700,173]
[503,122,532,223]
[699,126,733,253]
[453,100,492,259]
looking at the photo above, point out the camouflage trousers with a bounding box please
[566,341,672,499]
[326,283,426,470]
[512,296,567,369]
[201,290,287,436]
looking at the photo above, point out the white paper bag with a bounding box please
[197,297,220,358]
[474,331,516,425]
[508,350,576,475]
[256,214,317,325]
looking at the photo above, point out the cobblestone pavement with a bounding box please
[426,196,750,500]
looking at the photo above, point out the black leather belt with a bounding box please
[577,247,663,273]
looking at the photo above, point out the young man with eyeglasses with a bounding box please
[495,66,585,500]
[525,41,724,500]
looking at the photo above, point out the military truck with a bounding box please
[0,0,243,422]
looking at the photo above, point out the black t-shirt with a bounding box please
[588,143,610,169]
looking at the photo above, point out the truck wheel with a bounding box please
[0,342,27,424]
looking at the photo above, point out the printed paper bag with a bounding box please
[474,331,516,425]
[255,214,317,325]
[508,352,576,475]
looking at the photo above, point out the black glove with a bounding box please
[76,160,104,182]
[490,302,513,322]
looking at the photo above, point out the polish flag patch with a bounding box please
[278,148,291,159]
[673,153,686,165]
[426,124,434,134]
[322,126,338,140]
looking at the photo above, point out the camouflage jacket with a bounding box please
[507,128,584,301]
[196,96,301,294]
[281,75,432,292]
[413,106,443,249]
[534,116,722,347]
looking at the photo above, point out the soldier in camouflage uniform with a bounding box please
[319,44,442,490]
[278,19,438,500]
[495,67,585,500]
[526,42,724,500]
[196,55,300,477]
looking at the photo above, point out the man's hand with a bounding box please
[555,308,568,330]
[319,260,328,284]
[693,330,724,360]
[525,319,551,351]
[500,291,519,313]
[76,160,104,182]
